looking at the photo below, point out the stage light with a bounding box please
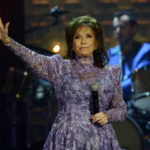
[49,40,68,58]
[51,41,61,54]
[52,44,60,53]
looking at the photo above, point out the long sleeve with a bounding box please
[7,38,64,84]
[106,66,127,123]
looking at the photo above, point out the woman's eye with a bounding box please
[87,34,92,38]
[74,35,80,39]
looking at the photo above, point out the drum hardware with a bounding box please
[130,66,150,136]
[132,92,150,114]
[2,67,30,97]
[127,92,150,146]
[112,115,144,150]
[133,92,150,100]
[131,66,150,98]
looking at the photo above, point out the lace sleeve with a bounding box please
[106,65,127,123]
[7,38,63,84]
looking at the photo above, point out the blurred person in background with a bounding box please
[109,10,150,101]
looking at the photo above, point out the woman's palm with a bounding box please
[0,17,10,43]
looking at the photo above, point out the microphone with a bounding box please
[91,84,99,114]
[45,5,70,17]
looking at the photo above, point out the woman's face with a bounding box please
[72,25,98,57]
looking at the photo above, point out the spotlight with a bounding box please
[51,41,61,54]
[52,44,60,53]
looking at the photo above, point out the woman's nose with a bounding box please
[81,37,86,44]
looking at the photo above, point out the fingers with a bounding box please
[91,112,109,125]
[4,22,10,34]
[0,17,4,30]
[0,18,9,32]
[0,17,10,43]
[93,112,106,122]
[98,117,108,125]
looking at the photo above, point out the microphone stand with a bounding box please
[25,6,70,34]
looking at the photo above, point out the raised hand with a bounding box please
[0,17,10,45]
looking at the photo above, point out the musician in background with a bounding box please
[109,10,150,101]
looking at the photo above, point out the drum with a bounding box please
[112,115,144,150]
[131,66,150,97]
[132,92,150,114]
[129,92,150,132]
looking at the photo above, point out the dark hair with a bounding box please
[114,10,138,27]
[65,15,109,68]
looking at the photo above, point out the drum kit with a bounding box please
[113,66,150,150]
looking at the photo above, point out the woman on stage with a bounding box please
[0,15,126,150]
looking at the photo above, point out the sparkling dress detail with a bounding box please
[8,39,127,150]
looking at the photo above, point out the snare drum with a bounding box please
[131,66,150,97]
[112,115,144,150]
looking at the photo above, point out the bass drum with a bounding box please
[112,115,144,150]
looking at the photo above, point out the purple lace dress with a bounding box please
[8,39,126,150]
